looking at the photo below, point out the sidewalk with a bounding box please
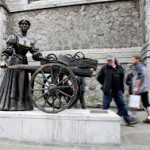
[0,110,149,150]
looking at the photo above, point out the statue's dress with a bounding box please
[0,34,42,111]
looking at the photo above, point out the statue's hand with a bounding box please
[0,61,8,68]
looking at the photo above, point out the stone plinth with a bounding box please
[0,109,120,145]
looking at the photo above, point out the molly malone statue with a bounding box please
[0,20,42,111]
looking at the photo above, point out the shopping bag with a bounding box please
[128,95,141,109]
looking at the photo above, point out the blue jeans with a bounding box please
[103,90,133,123]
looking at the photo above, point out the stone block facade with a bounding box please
[8,0,144,51]
[0,1,8,83]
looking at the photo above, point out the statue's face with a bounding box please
[19,21,30,32]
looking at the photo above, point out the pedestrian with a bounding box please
[126,66,134,95]
[61,75,86,109]
[131,55,150,124]
[97,53,138,126]
[77,76,86,109]
[126,66,137,118]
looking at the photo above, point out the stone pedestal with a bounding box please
[0,109,120,145]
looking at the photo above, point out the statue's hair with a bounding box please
[18,20,31,26]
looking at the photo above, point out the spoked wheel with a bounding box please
[29,63,78,113]
[41,75,79,109]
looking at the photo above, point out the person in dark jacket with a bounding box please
[77,76,86,109]
[97,53,138,126]
[126,67,134,95]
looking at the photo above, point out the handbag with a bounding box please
[128,95,141,109]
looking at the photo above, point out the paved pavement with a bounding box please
[0,110,150,150]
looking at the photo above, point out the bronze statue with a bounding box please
[0,20,42,111]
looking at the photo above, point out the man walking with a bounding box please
[126,66,134,95]
[97,53,138,126]
[131,55,150,124]
[77,76,86,109]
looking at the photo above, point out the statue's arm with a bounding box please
[30,41,43,61]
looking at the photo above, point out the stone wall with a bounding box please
[0,8,8,49]
[4,0,117,12]
[8,0,144,52]
[142,0,150,100]
[0,0,147,108]
[139,0,146,44]
[0,3,8,83]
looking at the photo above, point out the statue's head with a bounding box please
[18,20,31,32]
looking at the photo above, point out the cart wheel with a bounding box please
[41,74,79,109]
[29,63,78,113]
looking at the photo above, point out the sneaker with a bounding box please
[116,111,122,117]
[127,119,139,126]
[143,118,150,124]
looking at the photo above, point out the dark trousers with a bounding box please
[79,91,86,109]
[103,90,133,123]
[140,92,150,108]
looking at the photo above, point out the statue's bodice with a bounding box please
[14,35,33,56]
[2,33,42,62]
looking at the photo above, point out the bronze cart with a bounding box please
[7,52,98,113]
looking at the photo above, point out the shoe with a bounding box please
[117,111,122,117]
[81,106,86,109]
[127,119,139,126]
[143,118,150,124]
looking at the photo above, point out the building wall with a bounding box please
[8,0,144,52]
[0,6,8,84]
[139,0,146,43]
[0,0,148,106]
[142,0,150,70]
[4,0,118,12]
